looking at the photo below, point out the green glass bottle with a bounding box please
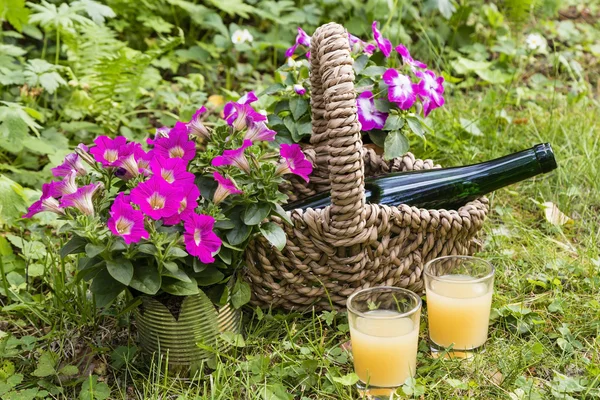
[285,143,557,211]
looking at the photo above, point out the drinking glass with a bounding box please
[347,286,422,398]
[424,256,495,358]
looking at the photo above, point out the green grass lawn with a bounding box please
[3,90,598,399]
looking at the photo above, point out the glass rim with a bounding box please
[346,286,422,319]
[423,255,495,284]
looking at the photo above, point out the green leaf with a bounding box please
[194,268,225,286]
[137,243,158,256]
[167,246,188,258]
[106,259,133,286]
[475,68,513,84]
[260,83,285,95]
[226,223,251,246]
[90,269,124,307]
[243,203,271,225]
[129,264,161,295]
[79,375,110,400]
[110,345,137,369]
[162,262,192,283]
[161,277,199,296]
[289,97,308,121]
[231,278,251,309]
[368,130,387,148]
[406,116,426,137]
[383,114,405,131]
[0,0,30,31]
[331,372,359,386]
[0,175,29,226]
[32,351,56,377]
[361,66,386,77]
[451,57,492,74]
[272,203,292,226]
[383,130,409,160]
[220,331,245,347]
[58,365,79,376]
[259,222,286,251]
[85,243,104,258]
[60,236,87,258]
[459,117,483,136]
[353,54,369,74]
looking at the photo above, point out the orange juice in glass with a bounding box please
[347,287,422,398]
[424,256,494,358]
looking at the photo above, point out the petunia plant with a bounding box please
[266,22,445,160]
[23,94,312,309]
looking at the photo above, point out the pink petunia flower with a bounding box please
[146,126,170,146]
[244,121,277,143]
[212,140,253,173]
[226,103,267,131]
[130,176,184,220]
[90,136,128,167]
[51,152,87,177]
[135,147,153,175]
[60,182,103,216]
[187,106,210,139]
[415,69,445,117]
[383,69,419,110]
[150,155,194,185]
[48,171,78,198]
[212,171,242,205]
[223,91,258,126]
[293,84,306,96]
[348,33,377,55]
[107,193,149,244]
[153,122,196,161]
[22,184,65,218]
[114,142,144,179]
[182,213,222,264]
[285,27,311,58]
[275,143,313,182]
[163,183,200,225]
[395,44,427,70]
[356,91,388,131]
[372,21,392,57]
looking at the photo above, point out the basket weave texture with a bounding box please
[244,23,489,310]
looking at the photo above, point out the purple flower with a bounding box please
[395,44,427,70]
[23,184,64,218]
[48,172,78,198]
[60,182,103,216]
[135,147,153,175]
[163,183,200,225]
[51,152,87,177]
[223,91,258,126]
[244,121,277,143]
[107,193,149,244]
[383,69,418,110]
[285,27,311,58]
[356,91,388,131]
[213,171,242,205]
[293,84,306,96]
[182,213,222,264]
[275,143,313,182]
[114,142,143,179]
[147,127,170,146]
[150,155,194,185]
[90,136,128,167]
[415,69,445,117]
[212,140,253,173]
[130,176,184,220]
[187,106,210,139]
[372,21,392,57]
[348,33,377,55]
[225,103,267,131]
[153,122,196,161]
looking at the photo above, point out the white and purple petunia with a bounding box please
[415,69,445,117]
[48,171,78,198]
[22,183,65,218]
[383,69,419,110]
[212,171,242,205]
[293,84,306,96]
[150,155,194,185]
[212,140,253,173]
[244,121,277,143]
[395,44,427,70]
[348,33,376,55]
[59,182,103,216]
[223,91,258,126]
[182,213,222,263]
[162,183,200,226]
[275,143,313,183]
[356,91,387,131]
[90,136,128,167]
[153,122,196,162]
[372,21,392,57]
[130,176,184,220]
[51,152,87,178]
[187,106,210,139]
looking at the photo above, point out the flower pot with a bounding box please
[134,290,241,375]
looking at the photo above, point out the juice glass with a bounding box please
[424,256,495,358]
[347,287,422,398]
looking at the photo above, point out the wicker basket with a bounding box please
[244,23,489,310]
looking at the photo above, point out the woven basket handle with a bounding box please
[309,23,366,241]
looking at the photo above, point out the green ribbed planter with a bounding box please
[134,290,241,375]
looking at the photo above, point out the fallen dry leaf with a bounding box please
[542,202,573,226]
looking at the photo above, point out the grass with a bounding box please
[2,89,599,399]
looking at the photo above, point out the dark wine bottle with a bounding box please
[285,143,557,211]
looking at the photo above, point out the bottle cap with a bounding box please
[534,143,558,173]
